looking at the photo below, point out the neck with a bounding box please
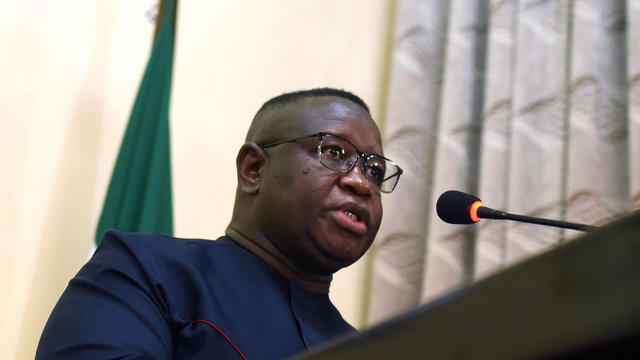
[225,225,332,294]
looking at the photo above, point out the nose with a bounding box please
[338,158,374,197]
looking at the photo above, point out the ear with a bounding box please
[236,142,266,195]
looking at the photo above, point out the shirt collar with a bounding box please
[225,226,332,294]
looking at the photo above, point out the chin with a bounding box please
[309,249,358,274]
[309,231,374,273]
[315,259,353,275]
[318,246,368,271]
[330,237,372,259]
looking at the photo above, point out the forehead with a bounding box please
[286,96,383,154]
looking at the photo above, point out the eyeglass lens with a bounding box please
[318,134,399,193]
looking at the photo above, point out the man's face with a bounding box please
[255,96,383,275]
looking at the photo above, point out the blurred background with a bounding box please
[1,0,638,358]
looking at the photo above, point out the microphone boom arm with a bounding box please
[477,206,598,232]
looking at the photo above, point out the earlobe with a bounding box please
[236,143,266,195]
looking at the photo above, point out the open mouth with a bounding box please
[343,209,360,222]
[331,204,369,235]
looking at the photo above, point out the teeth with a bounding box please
[344,210,359,221]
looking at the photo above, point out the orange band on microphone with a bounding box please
[470,201,483,223]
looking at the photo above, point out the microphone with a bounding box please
[436,190,597,232]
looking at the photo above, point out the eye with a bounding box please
[367,166,383,183]
[321,144,346,160]
[366,158,386,185]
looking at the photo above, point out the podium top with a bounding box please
[292,211,640,359]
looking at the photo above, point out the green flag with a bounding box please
[95,0,176,245]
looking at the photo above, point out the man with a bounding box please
[36,88,402,359]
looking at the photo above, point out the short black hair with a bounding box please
[255,88,370,117]
[245,88,372,142]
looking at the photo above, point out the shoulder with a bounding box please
[95,229,234,261]
[92,229,266,280]
[98,229,226,249]
[37,231,240,359]
[90,230,246,286]
[88,230,260,312]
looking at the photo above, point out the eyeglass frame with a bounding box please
[258,132,403,193]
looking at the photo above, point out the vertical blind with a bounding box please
[368,0,638,324]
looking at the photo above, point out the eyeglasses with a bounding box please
[259,132,403,193]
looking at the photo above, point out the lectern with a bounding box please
[291,212,640,359]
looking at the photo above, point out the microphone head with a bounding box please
[436,190,482,224]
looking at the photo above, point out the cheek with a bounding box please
[371,198,383,230]
[301,164,336,194]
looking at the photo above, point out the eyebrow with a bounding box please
[322,132,385,158]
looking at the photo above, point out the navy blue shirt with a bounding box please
[36,230,354,359]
